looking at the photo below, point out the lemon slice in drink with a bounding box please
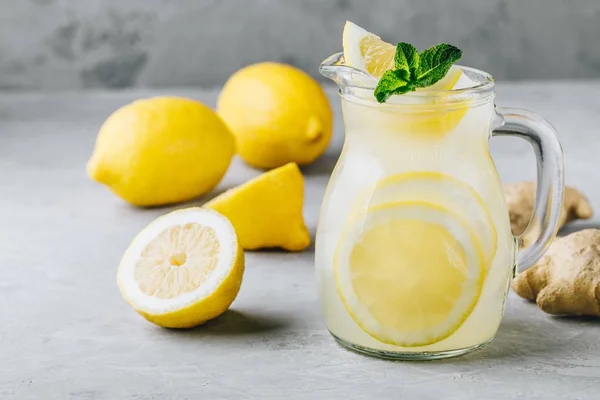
[358,172,497,271]
[335,201,484,347]
[118,208,244,328]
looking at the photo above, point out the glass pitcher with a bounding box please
[316,52,564,360]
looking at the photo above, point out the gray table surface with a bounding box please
[1,83,600,400]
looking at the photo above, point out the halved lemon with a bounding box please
[353,172,497,270]
[335,201,484,347]
[118,208,244,328]
[342,20,462,90]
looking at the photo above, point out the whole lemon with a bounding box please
[87,97,234,207]
[217,62,333,169]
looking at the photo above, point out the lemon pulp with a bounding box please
[134,223,220,299]
[359,35,395,77]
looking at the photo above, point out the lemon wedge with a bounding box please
[335,202,484,347]
[204,163,310,251]
[353,172,497,270]
[343,21,395,78]
[118,208,244,328]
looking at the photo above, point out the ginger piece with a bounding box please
[512,229,600,316]
[504,182,592,247]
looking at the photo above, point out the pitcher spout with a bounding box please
[319,52,378,90]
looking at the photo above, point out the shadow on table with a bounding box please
[558,221,600,236]
[118,188,234,212]
[547,314,600,326]
[301,152,340,176]
[446,307,600,364]
[161,310,291,338]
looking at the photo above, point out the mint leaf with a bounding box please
[374,42,462,103]
[415,44,462,88]
[394,42,419,80]
[374,70,414,103]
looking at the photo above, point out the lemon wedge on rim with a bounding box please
[335,201,484,347]
[118,208,244,328]
[342,20,462,90]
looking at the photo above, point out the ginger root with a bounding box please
[504,182,593,247]
[512,229,600,316]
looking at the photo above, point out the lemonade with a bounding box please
[315,22,563,359]
[315,85,516,357]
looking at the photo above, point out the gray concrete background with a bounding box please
[1,82,600,399]
[1,0,600,90]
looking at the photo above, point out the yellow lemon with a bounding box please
[335,201,484,347]
[118,208,244,328]
[204,163,310,251]
[88,97,235,207]
[217,62,333,169]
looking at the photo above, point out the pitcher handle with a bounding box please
[493,107,565,271]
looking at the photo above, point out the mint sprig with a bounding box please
[374,43,462,103]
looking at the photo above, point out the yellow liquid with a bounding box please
[315,96,516,353]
